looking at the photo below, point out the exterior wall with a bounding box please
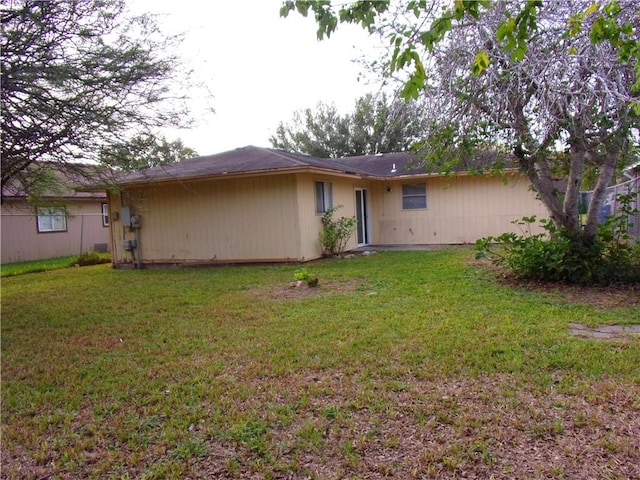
[109,174,302,266]
[1,199,109,264]
[105,170,548,267]
[294,173,374,259]
[293,172,546,251]
[374,173,548,245]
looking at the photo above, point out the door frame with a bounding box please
[355,188,370,246]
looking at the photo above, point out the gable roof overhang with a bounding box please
[114,165,366,189]
[82,145,523,191]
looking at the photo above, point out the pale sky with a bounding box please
[129,0,381,156]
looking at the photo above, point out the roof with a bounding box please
[113,145,511,187]
[2,163,107,200]
[116,146,369,185]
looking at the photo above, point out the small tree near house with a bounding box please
[319,206,357,257]
[283,0,640,285]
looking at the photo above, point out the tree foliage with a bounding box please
[271,101,351,157]
[99,134,198,172]
[270,92,428,157]
[281,1,639,100]
[1,0,194,196]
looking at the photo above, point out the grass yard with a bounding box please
[1,252,111,277]
[1,255,80,277]
[1,248,639,479]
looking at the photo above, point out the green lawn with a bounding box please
[2,248,639,479]
[1,255,79,277]
[1,252,111,277]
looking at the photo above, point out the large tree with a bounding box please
[99,134,198,172]
[270,92,429,157]
[282,0,639,246]
[1,0,194,197]
[270,101,351,157]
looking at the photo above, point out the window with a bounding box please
[402,183,427,209]
[315,181,333,213]
[37,207,67,232]
[102,203,109,227]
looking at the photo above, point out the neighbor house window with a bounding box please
[102,203,109,227]
[315,181,333,213]
[37,207,67,232]
[402,183,427,209]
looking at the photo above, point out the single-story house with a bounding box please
[94,146,549,268]
[1,166,110,264]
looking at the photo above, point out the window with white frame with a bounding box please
[36,207,67,232]
[402,183,427,209]
[102,203,109,227]
[315,181,333,213]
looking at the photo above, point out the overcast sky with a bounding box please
[129,0,381,156]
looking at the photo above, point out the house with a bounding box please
[94,146,549,268]
[1,165,110,264]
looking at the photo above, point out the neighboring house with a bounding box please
[91,146,549,268]
[1,167,110,264]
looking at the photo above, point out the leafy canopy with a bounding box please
[99,134,198,172]
[270,92,429,157]
[281,1,639,102]
[1,0,198,196]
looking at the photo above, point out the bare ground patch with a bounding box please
[191,373,640,479]
[506,280,640,309]
[249,279,368,300]
[470,258,640,309]
[4,373,639,479]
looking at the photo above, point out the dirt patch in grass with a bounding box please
[4,373,639,479]
[505,279,640,309]
[249,279,367,300]
[471,258,640,309]
[190,373,640,479]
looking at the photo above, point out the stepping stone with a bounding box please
[568,323,640,340]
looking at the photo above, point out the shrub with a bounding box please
[72,250,111,267]
[319,206,357,257]
[293,267,319,287]
[476,194,640,285]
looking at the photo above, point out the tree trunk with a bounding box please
[516,150,566,234]
[562,143,586,239]
[583,150,618,242]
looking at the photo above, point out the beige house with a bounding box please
[1,172,110,264]
[97,146,549,268]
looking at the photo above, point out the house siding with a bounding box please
[109,174,303,266]
[294,174,377,258]
[375,173,548,244]
[1,199,109,264]
[294,173,322,261]
[106,170,548,267]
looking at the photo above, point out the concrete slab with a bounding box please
[568,323,640,340]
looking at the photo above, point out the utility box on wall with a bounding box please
[122,239,137,251]
[121,207,132,227]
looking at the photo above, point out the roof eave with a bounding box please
[114,165,365,188]
[94,164,523,188]
[369,167,521,180]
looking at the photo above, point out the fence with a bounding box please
[583,176,640,240]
